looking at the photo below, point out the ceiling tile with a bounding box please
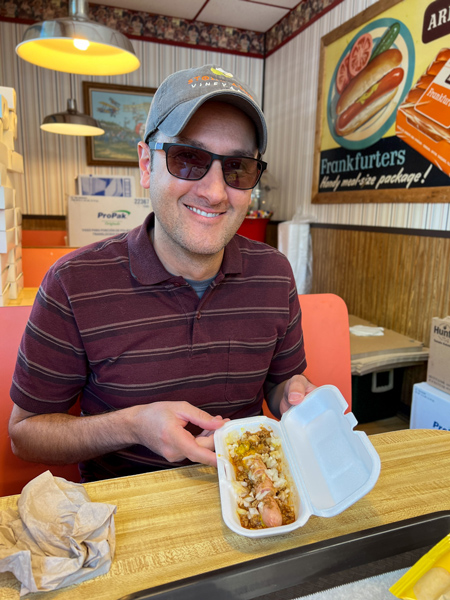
[250,0,299,8]
[198,0,289,31]
[90,0,205,20]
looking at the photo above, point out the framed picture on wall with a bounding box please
[83,82,156,167]
[312,0,450,204]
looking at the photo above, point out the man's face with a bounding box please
[139,101,257,265]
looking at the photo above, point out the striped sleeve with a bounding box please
[10,266,88,413]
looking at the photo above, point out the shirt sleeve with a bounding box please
[10,267,88,414]
[263,268,306,392]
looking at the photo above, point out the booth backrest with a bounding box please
[263,293,352,418]
[0,305,80,497]
[298,293,352,407]
[22,246,75,287]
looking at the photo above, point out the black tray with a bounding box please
[119,511,450,600]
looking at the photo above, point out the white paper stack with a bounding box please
[0,86,24,305]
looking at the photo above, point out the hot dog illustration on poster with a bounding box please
[314,0,450,203]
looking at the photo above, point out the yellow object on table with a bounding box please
[0,429,449,599]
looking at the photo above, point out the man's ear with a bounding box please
[137,141,151,189]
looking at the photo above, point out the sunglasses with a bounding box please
[147,142,267,190]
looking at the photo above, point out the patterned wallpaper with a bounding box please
[0,0,263,57]
[0,0,346,58]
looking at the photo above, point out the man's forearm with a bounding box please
[9,406,140,465]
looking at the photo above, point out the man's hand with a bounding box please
[265,374,316,418]
[131,401,228,467]
[278,374,317,415]
[9,401,228,469]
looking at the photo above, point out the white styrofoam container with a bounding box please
[214,385,381,538]
[410,382,450,431]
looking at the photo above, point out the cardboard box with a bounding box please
[0,227,15,254]
[9,243,21,263]
[8,272,23,299]
[67,195,151,247]
[0,251,8,272]
[427,316,450,394]
[7,257,22,282]
[410,382,450,431]
[0,281,10,307]
[0,208,14,231]
[0,94,9,130]
[0,185,14,209]
[14,225,21,245]
[76,175,135,197]
[0,141,11,169]
[1,265,8,290]
[0,165,12,189]
[0,87,16,112]
[9,151,23,174]
[14,207,21,227]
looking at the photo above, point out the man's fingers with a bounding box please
[195,435,216,451]
[177,405,229,431]
[176,429,218,467]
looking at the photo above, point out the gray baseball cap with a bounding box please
[144,64,267,154]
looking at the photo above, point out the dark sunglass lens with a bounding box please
[223,157,261,189]
[166,146,211,180]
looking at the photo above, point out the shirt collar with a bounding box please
[128,212,243,285]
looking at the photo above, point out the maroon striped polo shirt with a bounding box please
[11,213,306,481]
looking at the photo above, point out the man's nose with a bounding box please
[196,159,228,202]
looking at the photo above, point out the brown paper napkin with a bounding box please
[0,470,116,596]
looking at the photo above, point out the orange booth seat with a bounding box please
[263,293,352,419]
[22,246,76,288]
[22,229,68,247]
[0,305,80,496]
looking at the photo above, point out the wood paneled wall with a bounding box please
[310,225,450,407]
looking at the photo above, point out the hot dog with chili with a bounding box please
[335,48,404,137]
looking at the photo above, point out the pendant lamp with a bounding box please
[16,0,140,76]
[41,97,104,136]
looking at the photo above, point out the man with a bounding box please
[9,65,315,482]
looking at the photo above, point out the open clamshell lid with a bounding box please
[281,385,381,518]
[215,385,381,537]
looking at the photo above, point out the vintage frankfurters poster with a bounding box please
[312,0,450,203]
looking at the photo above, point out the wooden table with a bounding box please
[1,429,450,599]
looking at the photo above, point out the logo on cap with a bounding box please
[211,67,233,78]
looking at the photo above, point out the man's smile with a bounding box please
[186,205,224,218]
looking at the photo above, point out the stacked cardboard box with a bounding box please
[68,175,151,247]
[411,316,450,430]
[0,86,23,306]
